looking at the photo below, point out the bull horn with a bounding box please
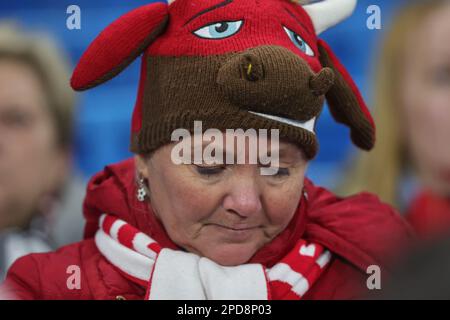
[303,0,357,35]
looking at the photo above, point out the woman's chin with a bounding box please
[200,242,260,266]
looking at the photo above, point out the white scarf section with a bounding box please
[95,214,332,300]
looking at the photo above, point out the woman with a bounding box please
[1,0,412,300]
[339,0,450,238]
[0,23,85,280]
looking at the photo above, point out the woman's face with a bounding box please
[136,137,307,266]
[399,5,450,196]
[0,59,67,229]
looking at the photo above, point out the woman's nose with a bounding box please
[222,180,263,218]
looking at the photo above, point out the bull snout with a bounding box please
[217,45,334,122]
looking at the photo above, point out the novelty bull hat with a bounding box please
[71,0,375,159]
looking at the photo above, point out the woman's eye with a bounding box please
[194,165,225,176]
[261,166,290,177]
[274,167,290,177]
[431,67,450,86]
[0,110,33,128]
[193,21,243,39]
[283,26,314,56]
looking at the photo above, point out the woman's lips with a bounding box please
[215,224,259,231]
[208,223,260,241]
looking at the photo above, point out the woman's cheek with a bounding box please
[265,182,303,226]
[170,176,216,223]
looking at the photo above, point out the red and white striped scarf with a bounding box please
[95,214,332,300]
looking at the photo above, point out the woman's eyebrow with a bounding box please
[184,0,234,27]
[284,7,314,37]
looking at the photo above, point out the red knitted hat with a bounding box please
[71,0,375,159]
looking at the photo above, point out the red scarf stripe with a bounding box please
[270,281,301,300]
[100,214,161,258]
[306,264,327,286]
[267,244,332,299]
[100,214,116,235]
[118,223,140,249]
[268,263,311,298]
[304,254,332,288]
[279,242,328,279]
[148,242,162,254]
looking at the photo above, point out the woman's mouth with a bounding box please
[218,224,259,231]
[208,223,260,241]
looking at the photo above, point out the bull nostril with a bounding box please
[240,53,264,82]
[309,67,335,96]
[246,63,253,77]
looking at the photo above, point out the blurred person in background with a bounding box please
[339,0,450,239]
[0,23,84,279]
[373,235,450,299]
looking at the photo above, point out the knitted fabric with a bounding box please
[71,0,376,159]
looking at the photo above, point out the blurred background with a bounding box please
[1,0,450,290]
[0,0,408,184]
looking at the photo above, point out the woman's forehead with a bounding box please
[184,133,305,160]
[404,5,450,66]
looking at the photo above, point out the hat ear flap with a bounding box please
[318,39,376,150]
[71,3,169,91]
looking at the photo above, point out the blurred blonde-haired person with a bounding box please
[340,0,450,238]
[0,23,84,279]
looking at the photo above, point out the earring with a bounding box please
[137,177,147,202]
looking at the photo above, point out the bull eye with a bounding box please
[193,20,243,40]
[283,26,315,57]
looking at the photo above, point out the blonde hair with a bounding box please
[338,0,449,209]
[0,22,75,149]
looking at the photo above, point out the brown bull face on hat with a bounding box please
[71,0,375,159]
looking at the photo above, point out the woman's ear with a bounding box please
[134,155,150,180]
[71,2,169,91]
[317,39,376,151]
